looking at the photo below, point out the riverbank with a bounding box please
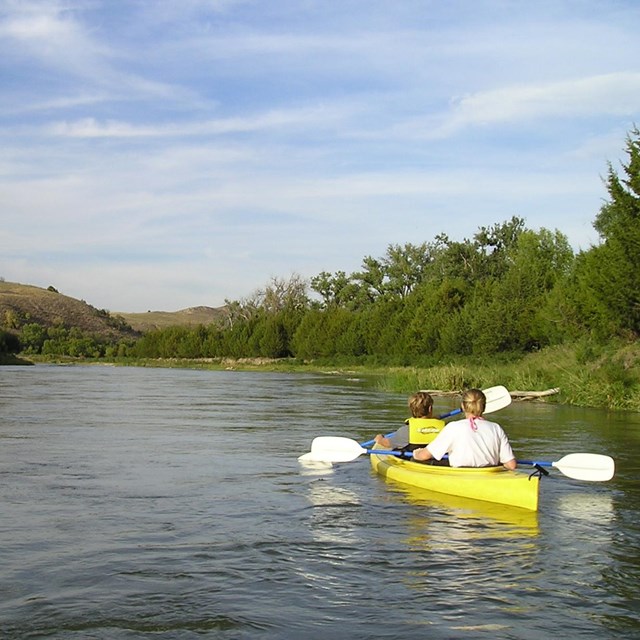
[0,354,33,365]
[370,339,639,411]
[10,339,640,412]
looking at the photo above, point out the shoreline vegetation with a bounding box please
[17,336,640,412]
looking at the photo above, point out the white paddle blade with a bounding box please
[483,385,512,414]
[422,385,512,417]
[309,436,367,463]
[553,453,615,482]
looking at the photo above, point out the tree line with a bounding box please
[3,128,639,362]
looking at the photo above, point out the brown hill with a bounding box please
[0,281,138,340]
[0,280,227,336]
[116,306,227,332]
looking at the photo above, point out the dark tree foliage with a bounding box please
[552,127,640,340]
[589,127,640,335]
[0,329,21,354]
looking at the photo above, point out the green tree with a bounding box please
[589,127,640,335]
[257,317,289,358]
[310,270,350,308]
[0,329,20,354]
[555,128,640,339]
[404,277,469,357]
[19,323,47,353]
[495,228,574,351]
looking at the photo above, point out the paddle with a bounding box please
[298,385,513,463]
[304,436,407,463]
[517,454,615,482]
[304,436,616,482]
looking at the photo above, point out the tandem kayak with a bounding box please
[370,445,540,511]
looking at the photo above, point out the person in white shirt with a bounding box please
[412,388,517,470]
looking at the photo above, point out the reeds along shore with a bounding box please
[371,344,640,412]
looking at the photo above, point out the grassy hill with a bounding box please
[0,280,226,337]
[0,281,139,340]
[116,306,227,332]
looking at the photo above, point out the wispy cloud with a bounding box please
[0,2,109,75]
[44,103,357,138]
[445,72,640,129]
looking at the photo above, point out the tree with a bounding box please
[19,323,47,353]
[383,243,435,299]
[0,329,20,354]
[561,128,640,338]
[257,274,310,314]
[430,217,525,285]
[289,305,365,359]
[590,127,640,335]
[310,270,350,308]
[258,317,289,358]
[495,228,573,351]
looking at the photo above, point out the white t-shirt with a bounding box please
[426,417,515,467]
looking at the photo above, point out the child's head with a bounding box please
[408,391,434,418]
[461,388,486,416]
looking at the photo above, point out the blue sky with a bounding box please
[1,0,639,312]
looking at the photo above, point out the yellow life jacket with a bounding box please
[407,417,446,445]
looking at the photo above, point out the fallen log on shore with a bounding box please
[509,388,560,401]
[422,388,560,401]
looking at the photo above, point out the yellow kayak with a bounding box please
[303,435,613,512]
[370,445,539,511]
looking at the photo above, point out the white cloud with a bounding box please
[384,72,640,141]
[448,72,640,127]
[44,102,357,138]
[0,2,108,72]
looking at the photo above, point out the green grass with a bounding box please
[375,340,640,411]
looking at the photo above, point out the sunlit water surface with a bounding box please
[1,365,639,639]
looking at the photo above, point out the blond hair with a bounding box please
[461,388,486,416]
[408,391,434,418]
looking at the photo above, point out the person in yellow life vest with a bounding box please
[374,391,446,454]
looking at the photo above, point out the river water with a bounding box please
[0,365,639,639]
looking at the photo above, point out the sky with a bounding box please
[1,0,639,312]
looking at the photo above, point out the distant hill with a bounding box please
[116,306,227,332]
[0,281,139,340]
[0,281,226,338]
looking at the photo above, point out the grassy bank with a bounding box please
[375,339,640,411]
[0,354,34,365]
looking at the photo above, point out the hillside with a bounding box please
[0,281,138,340]
[116,306,227,332]
[0,280,227,337]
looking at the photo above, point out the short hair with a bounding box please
[461,388,486,416]
[408,391,434,418]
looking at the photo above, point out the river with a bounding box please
[0,365,638,639]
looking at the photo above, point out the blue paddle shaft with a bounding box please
[364,448,413,458]
[517,459,551,467]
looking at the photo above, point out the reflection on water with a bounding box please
[305,482,363,546]
[556,490,614,523]
[297,458,335,477]
[381,476,540,538]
